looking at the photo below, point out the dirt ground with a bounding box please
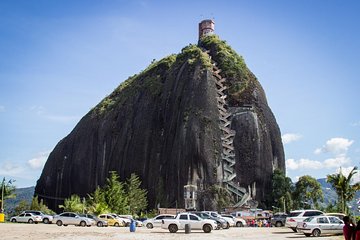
[0,223,343,240]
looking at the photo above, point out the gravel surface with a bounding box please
[0,223,343,240]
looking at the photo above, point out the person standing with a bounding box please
[355,220,360,240]
[343,216,355,240]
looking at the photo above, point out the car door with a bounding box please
[179,214,188,229]
[17,213,26,223]
[329,217,344,234]
[153,215,164,227]
[317,217,331,234]
[189,214,202,229]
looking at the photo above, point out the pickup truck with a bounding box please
[161,212,217,233]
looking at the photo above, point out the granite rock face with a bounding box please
[35,36,285,211]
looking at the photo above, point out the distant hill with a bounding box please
[4,186,34,216]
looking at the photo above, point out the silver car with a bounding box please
[54,212,95,227]
[22,210,53,224]
[10,212,42,224]
[296,215,344,237]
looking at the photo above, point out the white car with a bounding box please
[143,214,175,229]
[221,214,246,227]
[54,212,95,227]
[10,212,42,224]
[296,215,344,237]
[161,212,217,233]
[285,210,324,232]
[118,215,143,227]
[203,211,234,228]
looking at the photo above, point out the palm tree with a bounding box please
[326,167,360,214]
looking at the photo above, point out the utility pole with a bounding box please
[1,177,5,212]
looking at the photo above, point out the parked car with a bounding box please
[109,213,131,226]
[271,212,287,227]
[10,212,42,224]
[98,214,124,227]
[285,210,324,232]
[118,215,143,227]
[161,212,217,233]
[53,212,95,227]
[203,211,232,229]
[79,214,108,227]
[221,214,247,227]
[325,213,346,220]
[193,212,225,230]
[143,214,175,229]
[296,215,344,237]
[22,210,53,224]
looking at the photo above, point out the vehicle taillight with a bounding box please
[288,218,296,222]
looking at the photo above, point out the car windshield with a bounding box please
[288,212,301,217]
[303,217,313,222]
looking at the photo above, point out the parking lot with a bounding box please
[0,223,343,240]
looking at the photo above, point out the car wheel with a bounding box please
[11,219,16,223]
[203,224,212,233]
[236,221,244,227]
[63,224,68,227]
[146,223,153,229]
[168,224,178,233]
[312,229,321,237]
[80,221,86,227]
[43,218,49,224]
[114,222,120,227]
[304,233,311,237]
[275,221,282,227]
[216,223,221,230]
[28,219,34,224]
[97,222,103,227]
[56,220,63,226]
[291,227,297,232]
[225,222,230,229]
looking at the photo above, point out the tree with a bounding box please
[293,175,323,209]
[1,177,16,212]
[270,169,293,212]
[209,185,233,212]
[14,200,30,215]
[86,187,109,215]
[31,196,55,215]
[125,173,147,215]
[59,194,83,213]
[327,167,360,214]
[103,171,127,213]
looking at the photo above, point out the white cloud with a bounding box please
[0,105,4,112]
[28,151,51,170]
[323,154,350,168]
[351,121,360,127]
[0,162,24,176]
[286,154,351,171]
[315,137,354,154]
[286,158,322,170]
[282,133,302,144]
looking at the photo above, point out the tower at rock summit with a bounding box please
[35,20,285,211]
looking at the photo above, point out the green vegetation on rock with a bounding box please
[199,35,259,104]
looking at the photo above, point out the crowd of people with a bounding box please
[343,216,360,240]
[246,219,271,227]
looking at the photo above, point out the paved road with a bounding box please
[0,223,343,240]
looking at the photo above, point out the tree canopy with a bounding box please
[327,167,360,214]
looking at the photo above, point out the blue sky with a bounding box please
[0,0,359,188]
